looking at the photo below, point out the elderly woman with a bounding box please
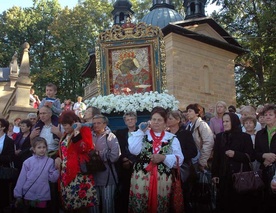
[55,111,98,212]
[212,112,256,213]
[128,107,184,213]
[240,105,262,132]
[255,104,276,212]
[92,114,120,213]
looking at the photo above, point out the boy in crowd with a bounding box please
[39,83,61,126]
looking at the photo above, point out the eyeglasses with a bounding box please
[39,112,49,115]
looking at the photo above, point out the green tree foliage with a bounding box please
[0,0,113,102]
[128,0,152,21]
[210,0,276,106]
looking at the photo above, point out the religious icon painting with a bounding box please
[109,46,153,95]
[96,21,166,95]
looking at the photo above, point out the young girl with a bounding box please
[14,137,60,213]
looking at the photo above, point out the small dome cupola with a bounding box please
[183,0,207,20]
[112,0,134,25]
[141,0,184,29]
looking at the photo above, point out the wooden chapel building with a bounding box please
[82,0,247,110]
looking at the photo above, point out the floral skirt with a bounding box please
[60,173,98,210]
[128,170,172,213]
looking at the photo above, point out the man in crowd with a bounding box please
[115,111,138,213]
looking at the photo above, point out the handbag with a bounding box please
[0,162,18,180]
[80,150,106,174]
[232,154,264,194]
[171,156,184,213]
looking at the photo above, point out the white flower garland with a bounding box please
[85,90,179,114]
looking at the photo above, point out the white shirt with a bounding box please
[40,125,58,152]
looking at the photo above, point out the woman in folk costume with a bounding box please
[128,107,184,213]
[55,111,98,212]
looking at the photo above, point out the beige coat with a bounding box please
[186,117,214,167]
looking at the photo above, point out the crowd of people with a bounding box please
[0,83,276,213]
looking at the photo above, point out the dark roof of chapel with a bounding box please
[162,17,248,55]
[174,17,241,47]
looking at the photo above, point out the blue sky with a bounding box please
[0,0,220,14]
[0,0,78,12]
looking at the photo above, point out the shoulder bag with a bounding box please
[77,130,106,175]
[0,162,18,180]
[232,153,264,193]
[80,149,106,174]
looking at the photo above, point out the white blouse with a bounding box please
[128,129,184,169]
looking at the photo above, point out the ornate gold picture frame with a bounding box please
[95,21,166,95]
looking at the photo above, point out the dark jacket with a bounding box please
[255,126,276,165]
[212,131,254,178]
[175,126,197,164]
[13,132,32,170]
[0,135,15,167]
[211,131,255,213]
[0,136,15,209]
[255,126,276,187]
[115,127,138,164]
[14,132,31,151]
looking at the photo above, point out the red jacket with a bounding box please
[60,127,93,186]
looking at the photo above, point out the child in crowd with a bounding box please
[39,83,62,126]
[14,137,59,213]
[242,115,260,171]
